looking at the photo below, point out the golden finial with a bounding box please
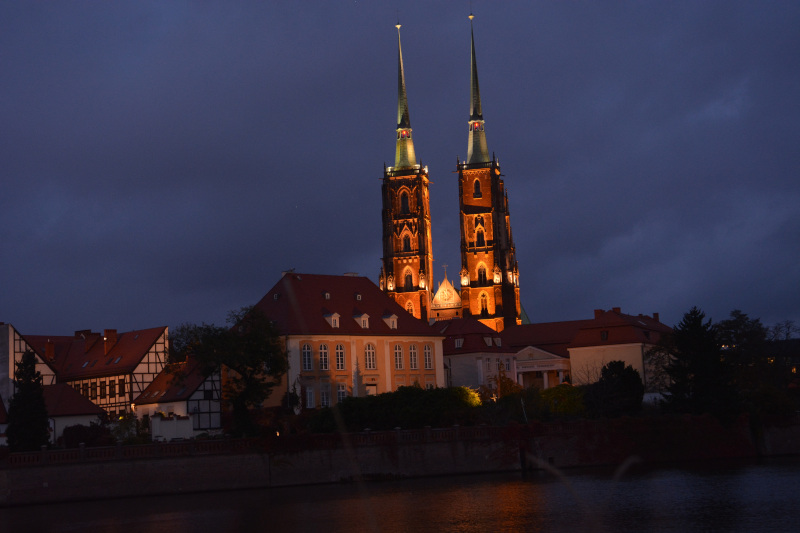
[468,13,474,21]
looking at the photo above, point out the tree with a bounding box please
[6,350,50,452]
[170,307,288,436]
[583,360,644,418]
[662,307,740,417]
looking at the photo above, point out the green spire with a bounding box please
[394,23,417,168]
[467,14,489,164]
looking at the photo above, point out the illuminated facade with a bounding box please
[379,24,434,322]
[457,17,520,332]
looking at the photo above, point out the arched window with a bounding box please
[403,235,411,252]
[473,179,482,198]
[394,344,403,370]
[335,344,345,370]
[302,344,312,371]
[406,301,414,315]
[478,266,488,285]
[476,229,485,247]
[405,271,413,291]
[480,293,489,315]
[400,192,410,214]
[319,344,329,370]
[365,344,376,370]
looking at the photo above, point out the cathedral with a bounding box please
[379,16,521,333]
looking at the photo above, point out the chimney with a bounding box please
[45,339,55,362]
[594,309,604,319]
[104,329,118,355]
[653,312,660,322]
[612,307,621,314]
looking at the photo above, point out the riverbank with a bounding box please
[2,414,798,507]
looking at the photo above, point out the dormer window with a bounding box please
[324,312,341,329]
[355,293,362,301]
[455,338,464,349]
[383,314,398,330]
[273,293,280,301]
[484,337,492,347]
[494,338,501,347]
[324,292,330,300]
[355,313,370,329]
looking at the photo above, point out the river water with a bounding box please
[3,458,799,532]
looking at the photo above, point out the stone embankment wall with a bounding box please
[1,415,797,507]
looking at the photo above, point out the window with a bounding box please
[478,266,488,285]
[400,192,410,214]
[319,344,329,370]
[118,378,126,396]
[601,331,609,341]
[394,344,403,370]
[109,381,116,398]
[320,385,331,407]
[454,338,464,349]
[480,293,489,314]
[473,179,482,198]
[404,271,413,290]
[100,381,107,399]
[424,345,432,369]
[82,383,89,397]
[476,229,485,247]
[403,235,411,252]
[409,345,418,370]
[336,344,345,370]
[332,316,339,328]
[306,388,315,409]
[204,390,214,400]
[337,383,347,403]
[505,359,511,372]
[406,302,414,315]
[365,344,376,370]
[302,344,312,371]
[91,383,97,400]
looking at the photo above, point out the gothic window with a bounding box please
[473,179,482,198]
[365,344,376,370]
[302,344,312,371]
[480,293,489,315]
[476,229,485,247]
[403,235,411,252]
[478,266,488,285]
[406,301,414,315]
[400,192,410,214]
[404,271,413,291]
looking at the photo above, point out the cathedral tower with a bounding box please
[457,15,520,332]
[379,24,434,321]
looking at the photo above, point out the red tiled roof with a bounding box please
[502,320,589,357]
[43,384,105,417]
[437,318,516,355]
[24,326,166,381]
[134,357,210,405]
[252,272,441,338]
[569,309,671,349]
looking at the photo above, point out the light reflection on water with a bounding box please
[2,457,799,532]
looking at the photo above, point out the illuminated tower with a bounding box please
[457,15,520,332]
[379,24,434,321]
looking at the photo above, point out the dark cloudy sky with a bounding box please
[2,1,799,336]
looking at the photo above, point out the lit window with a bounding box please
[365,344,376,370]
[409,345,418,370]
[394,344,403,370]
[319,344,329,370]
[424,345,432,370]
[478,267,488,285]
[302,344,312,371]
[336,344,345,371]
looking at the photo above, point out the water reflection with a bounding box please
[2,458,798,532]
